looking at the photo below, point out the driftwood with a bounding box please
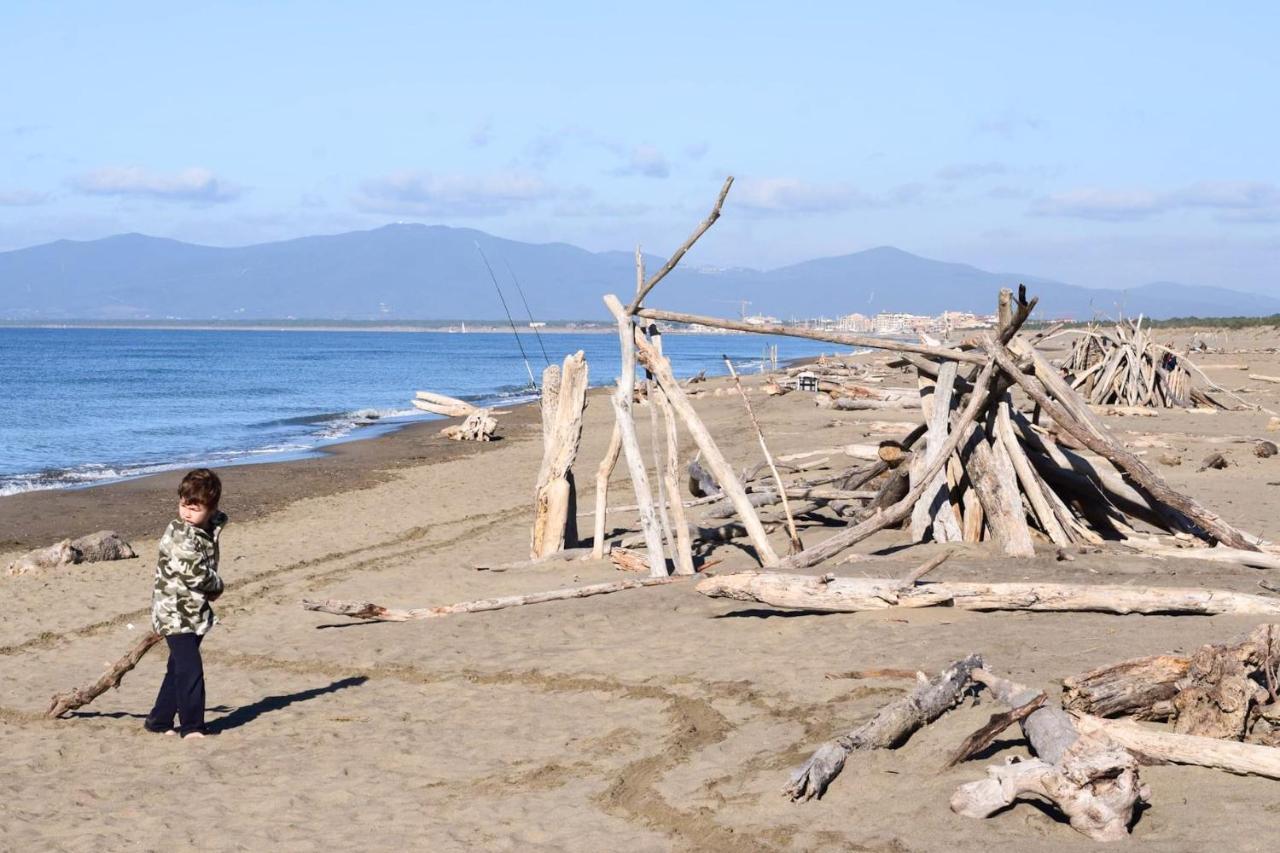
[696,571,1280,616]
[591,423,623,559]
[946,692,1047,768]
[988,336,1258,551]
[46,631,164,718]
[531,352,588,558]
[7,531,137,576]
[785,654,983,801]
[413,390,478,417]
[1063,625,1280,743]
[608,262,667,577]
[1073,713,1280,779]
[440,409,496,441]
[302,575,688,622]
[951,669,1148,842]
[614,297,779,566]
[725,358,802,554]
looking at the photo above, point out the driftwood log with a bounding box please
[1063,624,1280,740]
[7,531,137,576]
[413,390,478,417]
[785,654,983,801]
[302,575,688,622]
[697,571,1280,616]
[1072,713,1280,779]
[951,669,1148,842]
[440,409,497,441]
[47,631,164,718]
[531,352,588,558]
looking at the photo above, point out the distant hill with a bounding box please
[1,224,1276,321]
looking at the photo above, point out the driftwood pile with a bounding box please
[7,530,136,576]
[1053,319,1227,409]
[784,623,1280,841]
[412,391,499,441]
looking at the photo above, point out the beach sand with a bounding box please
[4,333,1280,851]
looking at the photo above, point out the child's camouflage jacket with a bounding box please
[151,512,228,636]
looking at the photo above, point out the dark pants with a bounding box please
[146,633,205,735]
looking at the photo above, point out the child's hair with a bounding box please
[179,468,222,508]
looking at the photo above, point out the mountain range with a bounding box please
[1,224,1275,321]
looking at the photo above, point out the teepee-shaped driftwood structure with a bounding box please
[587,180,1267,577]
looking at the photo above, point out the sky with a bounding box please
[2,2,1279,293]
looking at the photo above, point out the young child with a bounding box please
[144,468,227,738]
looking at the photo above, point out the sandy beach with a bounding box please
[5,331,1280,851]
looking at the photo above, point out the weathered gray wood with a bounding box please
[531,352,589,558]
[627,177,733,312]
[47,631,164,718]
[611,296,780,566]
[961,423,1035,557]
[784,654,983,801]
[910,361,963,543]
[591,423,623,560]
[302,575,688,622]
[634,307,988,365]
[952,668,1148,842]
[778,358,999,569]
[696,572,1280,615]
[989,335,1258,550]
[1073,713,1280,779]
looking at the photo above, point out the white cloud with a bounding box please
[0,189,49,206]
[685,142,709,161]
[1033,180,1280,222]
[613,144,670,179]
[733,177,922,214]
[352,171,556,217]
[72,166,241,203]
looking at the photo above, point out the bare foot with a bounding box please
[182,732,205,740]
[163,730,177,737]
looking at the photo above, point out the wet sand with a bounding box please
[4,336,1280,851]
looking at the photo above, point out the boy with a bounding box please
[144,468,227,739]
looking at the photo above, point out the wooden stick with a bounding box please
[626,177,733,313]
[784,654,983,801]
[609,296,780,566]
[724,357,803,554]
[633,307,987,365]
[302,575,688,622]
[608,256,667,576]
[777,358,999,569]
[900,551,952,585]
[946,692,1046,768]
[591,423,623,559]
[47,631,164,718]
[1072,713,1280,779]
[654,339,695,575]
[910,361,963,543]
[696,572,1280,616]
[987,335,1258,551]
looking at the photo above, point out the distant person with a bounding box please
[144,468,227,739]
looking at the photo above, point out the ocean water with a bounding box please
[0,327,846,496]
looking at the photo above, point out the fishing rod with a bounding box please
[474,241,538,392]
[501,256,551,367]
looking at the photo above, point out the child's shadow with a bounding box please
[206,675,368,734]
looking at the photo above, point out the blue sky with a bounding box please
[3,2,1278,292]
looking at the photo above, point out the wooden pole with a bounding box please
[302,575,689,621]
[531,352,589,558]
[634,307,986,365]
[724,357,803,554]
[608,297,779,566]
[47,631,164,718]
[591,423,622,559]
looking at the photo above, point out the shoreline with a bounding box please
[0,395,548,551]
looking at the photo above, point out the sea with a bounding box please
[0,327,847,496]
